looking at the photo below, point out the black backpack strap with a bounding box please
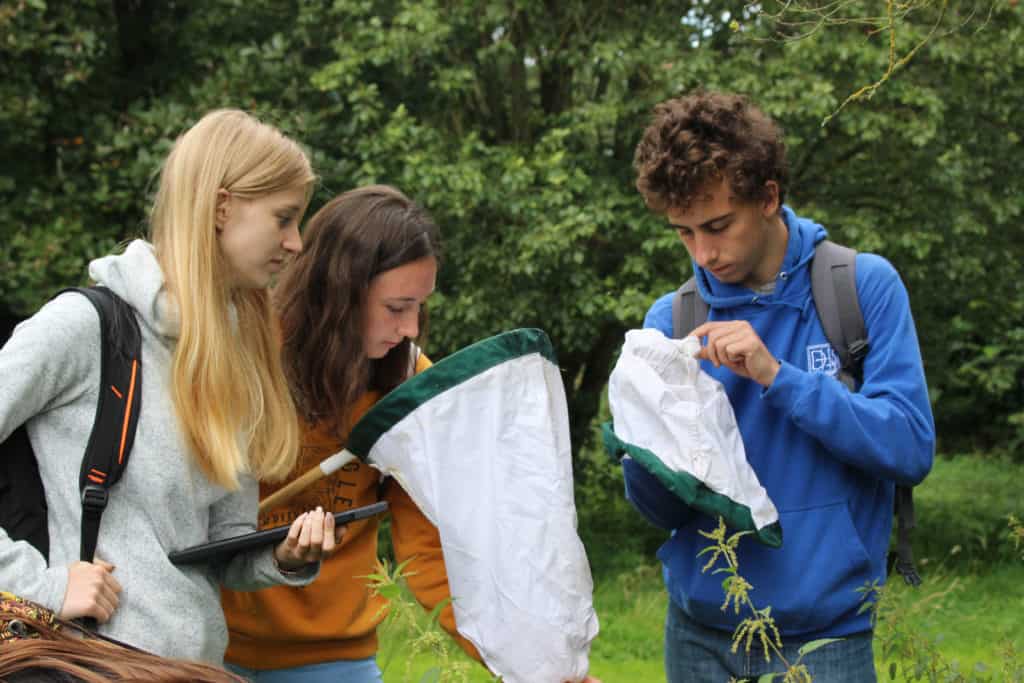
[809,241,868,391]
[810,242,920,586]
[671,277,709,339]
[890,485,921,586]
[58,287,143,563]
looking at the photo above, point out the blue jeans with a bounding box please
[665,599,876,683]
[226,658,383,683]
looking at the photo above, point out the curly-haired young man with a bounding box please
[624,90,935,682]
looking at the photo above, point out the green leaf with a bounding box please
[797,637,844,656]
[426,596,452,623]
[375,584,402,601]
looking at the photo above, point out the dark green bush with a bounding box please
[2,1,1022,459]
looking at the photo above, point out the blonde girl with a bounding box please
[0,110,336,664]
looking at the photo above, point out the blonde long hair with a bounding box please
[150,109,314,488]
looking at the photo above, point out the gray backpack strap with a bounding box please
[811,240,921,586]
[810,240,869,391]
[672,276,709,339]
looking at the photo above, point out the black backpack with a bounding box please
[672,240,921,586]
[0,286,143,565]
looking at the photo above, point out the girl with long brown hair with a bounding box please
[221,185,602,683]
[220,184,479,683]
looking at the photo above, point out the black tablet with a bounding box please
[168,501,389,566]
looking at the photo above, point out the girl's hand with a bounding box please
[60,559,122,623]
[273,506,344,571]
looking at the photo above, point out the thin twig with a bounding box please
[821,0,950,127]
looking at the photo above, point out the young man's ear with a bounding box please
[761,181,780,216]
[215,189,232,231]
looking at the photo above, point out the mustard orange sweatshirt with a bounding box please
[221,355,480,669]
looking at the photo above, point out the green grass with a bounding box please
[377,455,1024,681]
[911,453,1024,570]
[380,564,1024,682]
[377,566,667,683]
[875,564,1024,678]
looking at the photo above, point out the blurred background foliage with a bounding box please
[2,0,1021,468]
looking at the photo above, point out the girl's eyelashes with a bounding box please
[277,211,299,228]
[386,302,422,315]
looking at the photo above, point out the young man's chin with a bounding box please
[709,264,736,281]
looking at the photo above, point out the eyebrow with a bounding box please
[668,211,734,231]
[275,204,302,216]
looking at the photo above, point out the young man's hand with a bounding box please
[690,320,781,387]
[273,506,345,571]
[61,559,122,623]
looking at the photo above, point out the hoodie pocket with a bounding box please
[670,500,873,636]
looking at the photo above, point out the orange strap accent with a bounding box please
[110,385,123,399]
[87,474,104,484]
[118,359,138,465]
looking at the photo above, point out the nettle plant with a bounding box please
[704,515,1024,683]
[1009,515,1024,561]
[699,518,837,683]
[365,557,491,683]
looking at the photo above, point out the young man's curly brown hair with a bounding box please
[633,90,789,213]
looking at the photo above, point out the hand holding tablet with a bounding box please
[168,501,389,566]
[272,506,340,571]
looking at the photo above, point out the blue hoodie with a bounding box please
[624,206,935,638]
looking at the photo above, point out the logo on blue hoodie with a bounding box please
[807,344,839,376]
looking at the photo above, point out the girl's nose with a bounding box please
[399,310,419,339]
[282,225,302,253]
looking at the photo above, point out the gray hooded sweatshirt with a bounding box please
[0,240,316,663]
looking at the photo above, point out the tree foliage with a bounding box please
[1,0,1021,458]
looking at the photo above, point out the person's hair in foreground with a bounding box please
[633,89,789,213]
[0,640,247,683]
[151,108,315,488]
[0,593,245,683]
[274,184,441,432]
